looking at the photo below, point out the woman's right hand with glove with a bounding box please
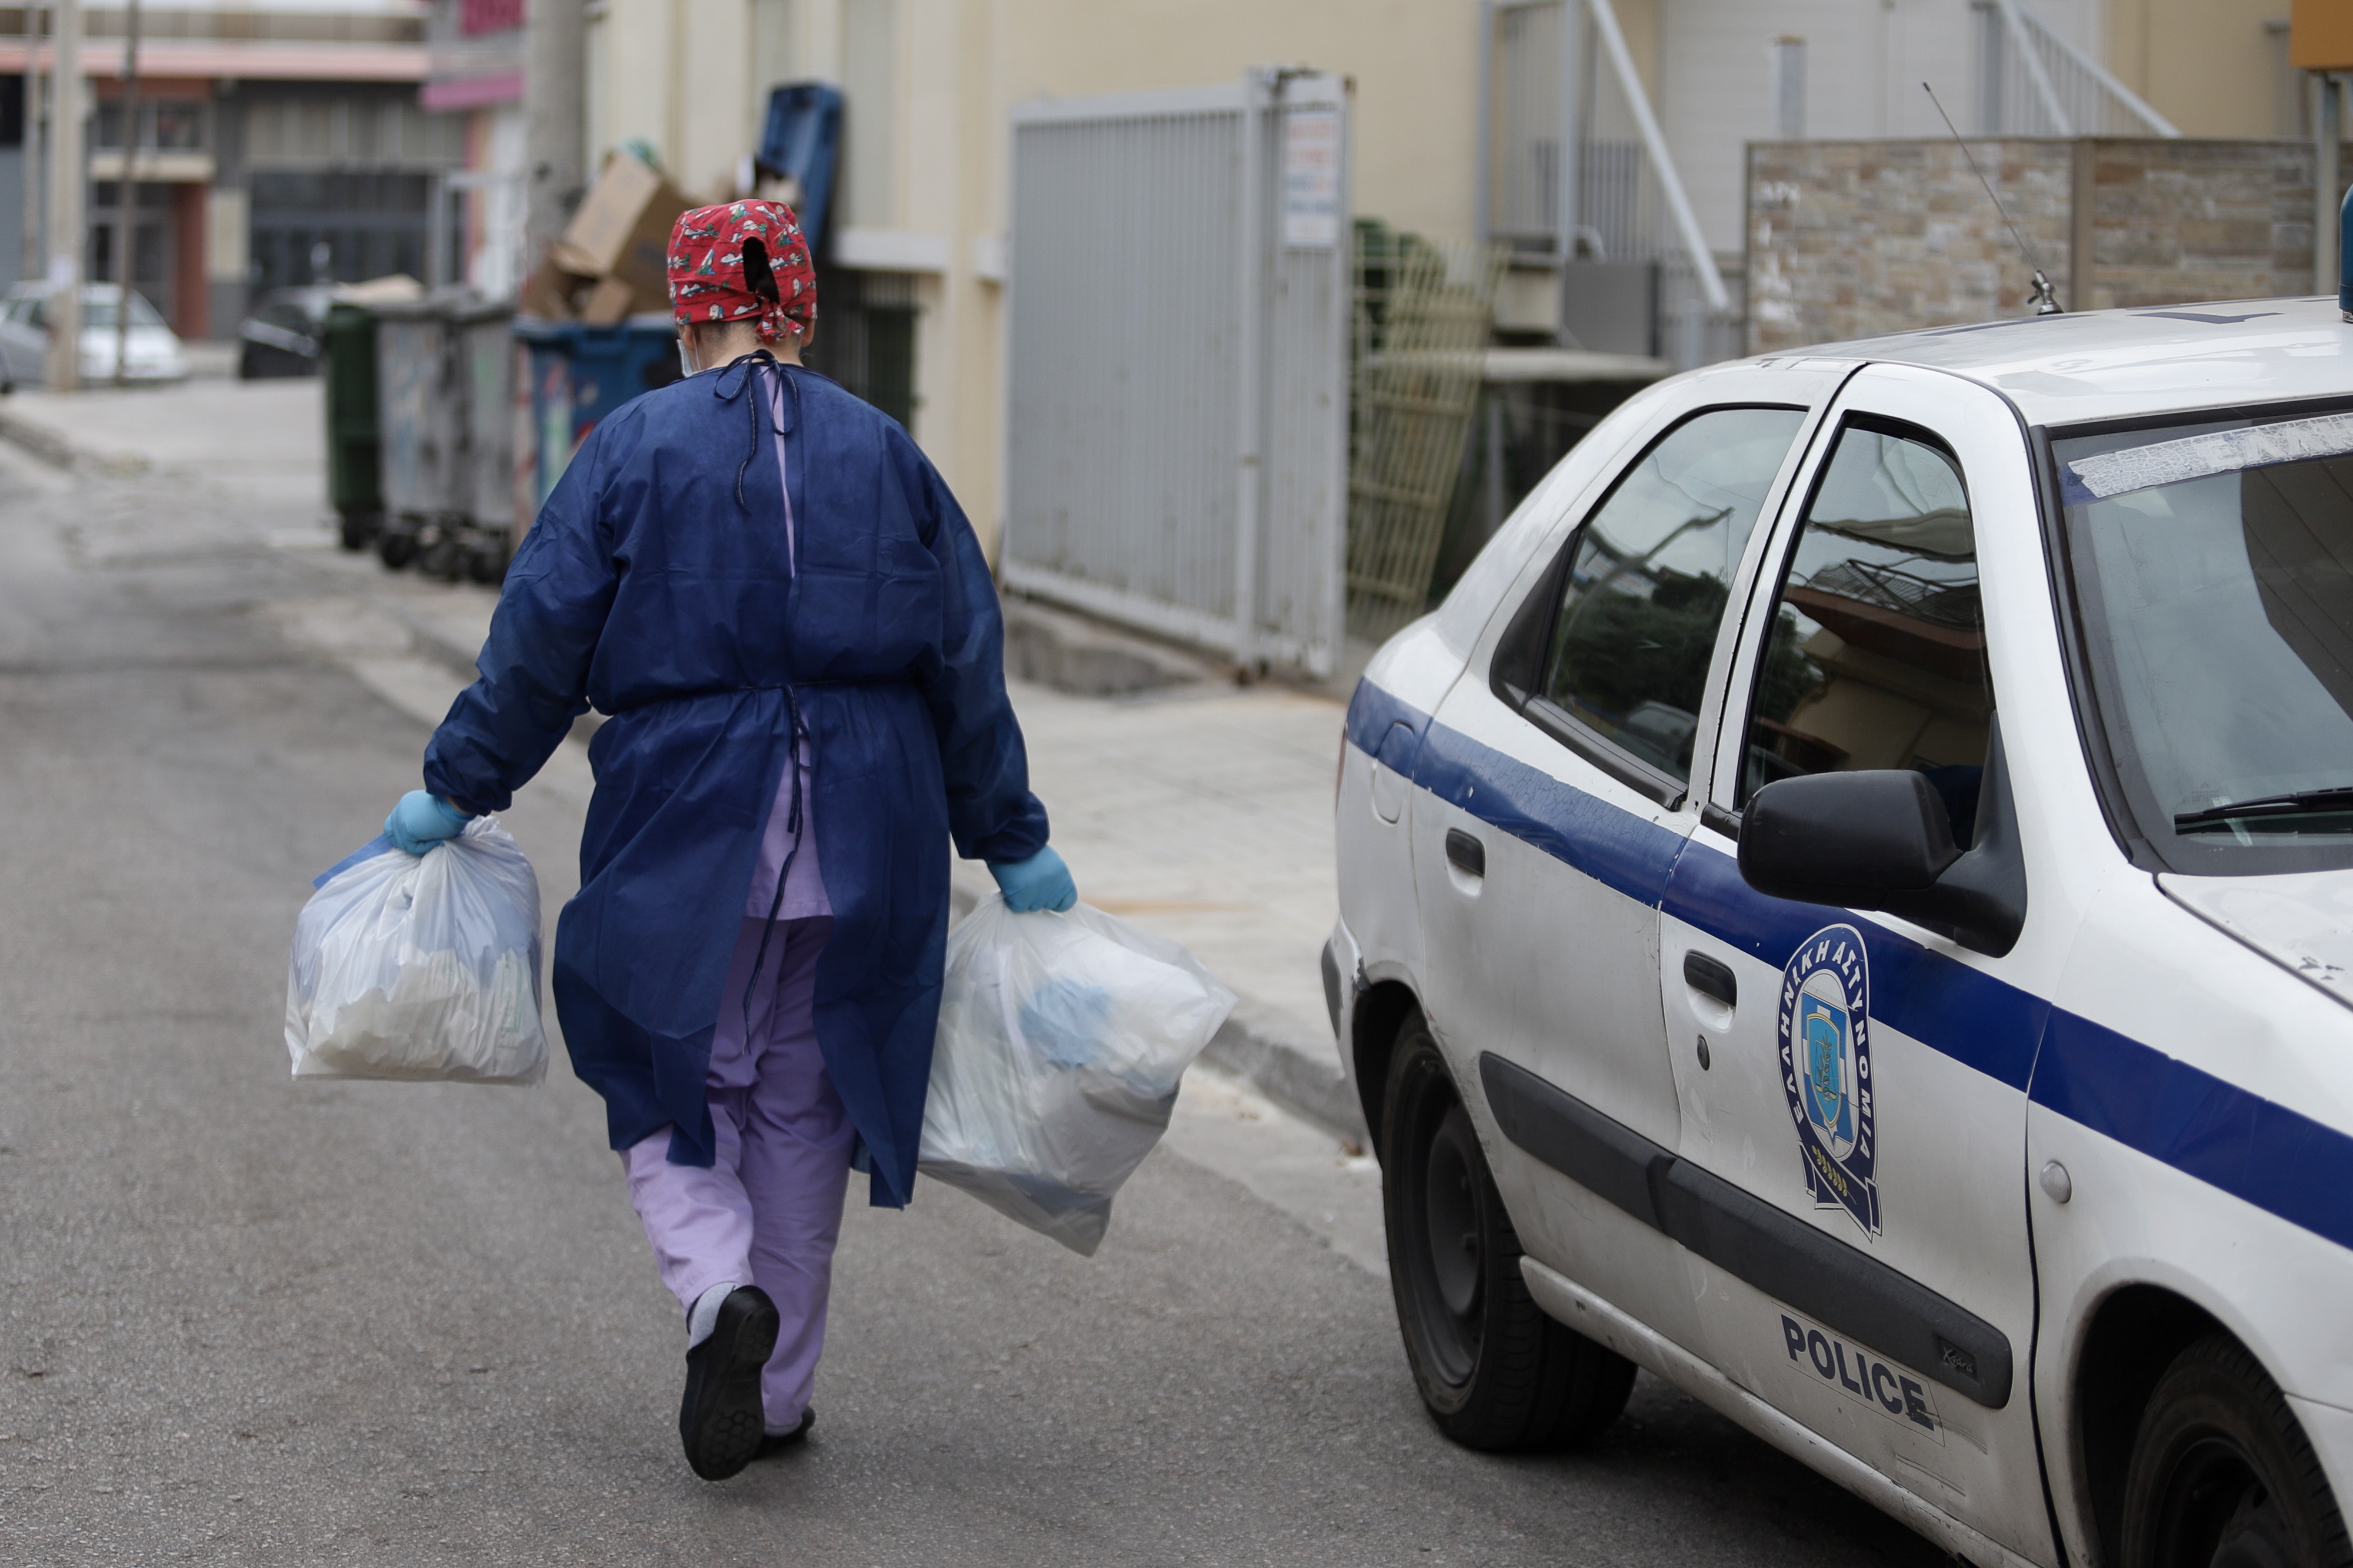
[385,790,473,855]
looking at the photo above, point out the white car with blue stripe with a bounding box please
[1327,297,2353,1568]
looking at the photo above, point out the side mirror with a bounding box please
[1739,735,2027,958]
[1739,770,1959,904]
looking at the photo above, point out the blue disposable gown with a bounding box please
[421,362,1049,1207]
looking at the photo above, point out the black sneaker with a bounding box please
[754,1407,815,1460]
[678,1286,779,1480]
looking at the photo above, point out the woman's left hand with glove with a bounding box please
[385,790,474,856]
[989,845,1076,913]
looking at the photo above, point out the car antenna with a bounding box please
[1923,83,2063,315]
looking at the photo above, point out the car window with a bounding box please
[1496,405,1807,787]
[25,296,48,330]
[1739,419,1989,843]
[81,293,166,331]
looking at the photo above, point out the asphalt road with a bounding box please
[0,436,1947,1566]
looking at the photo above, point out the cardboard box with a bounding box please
[549,153,692,309]
[577,275,637,326]
[519,258,593,321]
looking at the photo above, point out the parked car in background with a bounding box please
[0,283,191,390]
[237,286,335,379]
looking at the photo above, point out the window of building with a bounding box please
[1774,36,1807,141]
[96,100,208,152]
[806,267,917,431]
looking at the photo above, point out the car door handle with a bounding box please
[1682,951,1736,1009]
[1445,828,1485,878]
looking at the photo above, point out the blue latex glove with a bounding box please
[990,846,1076,913]
[384,790,472,856]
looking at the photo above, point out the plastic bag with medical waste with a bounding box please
[282,819,548,1085]
[919,894,1238,1256]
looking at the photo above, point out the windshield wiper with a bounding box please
[2174,786,2353,831]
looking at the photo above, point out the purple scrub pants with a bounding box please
[624,915,852,1433]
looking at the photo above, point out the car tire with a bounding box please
[377,528,418,570]
[2121,1333,2353,1568]
[416,531,461,582]
[1381,1011,1636,1452]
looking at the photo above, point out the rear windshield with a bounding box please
[2055,406,2353,873]
[82,293,167,329]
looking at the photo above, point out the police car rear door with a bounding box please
[1417,366,1840,1350]
[1658,365,2063,1563]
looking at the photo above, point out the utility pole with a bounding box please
[111,0,138,384]
[42,0,81,391]
[522,0,585,270]
[19,1,41,284]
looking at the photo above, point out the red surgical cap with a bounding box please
[666,201,816,345]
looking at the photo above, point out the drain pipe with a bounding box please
[2342,176,2353,322]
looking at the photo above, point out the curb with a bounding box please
[385,602,494,681]
[1001,596,1224,696]
[1199,1000,1367,1145]
[0,405,153,476]
[0,406,85,471]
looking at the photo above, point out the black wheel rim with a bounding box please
[1398,1077,1484,1389]
[2150,1433,2289,1568]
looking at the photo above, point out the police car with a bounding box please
[1327,297,2353,1568]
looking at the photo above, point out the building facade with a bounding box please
[2,0,458,338]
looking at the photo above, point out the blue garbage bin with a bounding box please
[514,315,682,512]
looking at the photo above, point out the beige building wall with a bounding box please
[2105,0,2291,138]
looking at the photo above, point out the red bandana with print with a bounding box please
[666,201,816,345]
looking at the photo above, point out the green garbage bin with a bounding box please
[321,302,385,551]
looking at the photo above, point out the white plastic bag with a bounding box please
[283,818,548,1085]
[919,895,1237,1255]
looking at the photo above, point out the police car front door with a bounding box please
[1658,367,2057,1562]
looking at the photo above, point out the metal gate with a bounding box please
[1003,71,1351,675]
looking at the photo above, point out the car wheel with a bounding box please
[377,528,418,570]
[2122,1333,2353,1568]
[417,530,465,582]
[1381,1011,1636,1452]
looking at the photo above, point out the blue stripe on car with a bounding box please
[1350,680,2353,1253]
[1662,840,2048,1093]
[2032,1011,2353,1254]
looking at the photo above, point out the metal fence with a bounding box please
[1345,234,1505,643]
[1002,72,1351,675]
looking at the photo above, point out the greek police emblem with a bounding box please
[1778,923,1880,1236]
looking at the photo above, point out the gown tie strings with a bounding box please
[739,683,808,1038]
[711,349,790,512]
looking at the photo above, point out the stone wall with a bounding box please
[1746,138,2332,354]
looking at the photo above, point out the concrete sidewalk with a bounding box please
[6,375,1365,1139]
